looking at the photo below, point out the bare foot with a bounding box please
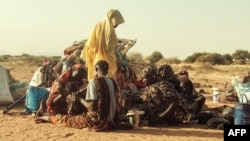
[35,99,47,117]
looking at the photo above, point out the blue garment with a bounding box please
[24,86,49,113]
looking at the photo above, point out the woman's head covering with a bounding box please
[158,64,175,79]
[103,9,124,51]
[141,66,158,86]
[107,9,125,27]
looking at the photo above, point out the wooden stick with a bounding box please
[121,39,137,55]
[224,82,228,88]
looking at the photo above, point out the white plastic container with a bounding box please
[212,87,227,103]
[212,88,221,103]
[126,110,145,127]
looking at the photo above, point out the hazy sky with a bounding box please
[0,0,249,59]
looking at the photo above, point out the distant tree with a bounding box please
[196,53,225,65]
[127,52,144,62]
[127,52,146,75]
[145,51,164,64]
[232,50,250,64]
[156,57,182,65]
[222,53,233,65]
[21,53,30,57]
[184,52,206,63]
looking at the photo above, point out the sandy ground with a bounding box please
[0,62,238,141]
[0,103,225,141]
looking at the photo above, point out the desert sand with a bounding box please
[0,61,242,141]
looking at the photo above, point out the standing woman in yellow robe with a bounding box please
[80,9,125,81]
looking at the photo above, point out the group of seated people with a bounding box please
[133,64,206,126]
[33,54,205,131]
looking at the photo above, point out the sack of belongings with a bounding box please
[0,65,15,105]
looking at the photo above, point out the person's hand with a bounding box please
[52,94,62,104]
[66,94,76,103]
[82,78,88,84]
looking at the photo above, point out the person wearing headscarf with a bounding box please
[80,9,125,81]
[158,64,182,93]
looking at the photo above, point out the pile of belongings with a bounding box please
[1,37,137,115]
[200,75,250,130]
[232,76,250,103]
